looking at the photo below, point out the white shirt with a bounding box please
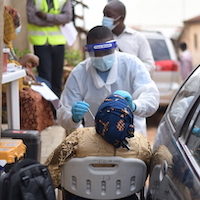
[114,26,155,73]
[57,51,160,135]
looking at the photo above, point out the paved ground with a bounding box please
[40,125,66,164]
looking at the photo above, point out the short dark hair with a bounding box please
[108,0,126,18]
[87,26,114,44]
[179,42,187,51]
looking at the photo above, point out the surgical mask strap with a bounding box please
[114,15,121,22]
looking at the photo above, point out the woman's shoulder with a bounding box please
[115,131,152,166]
[75,127,115,157]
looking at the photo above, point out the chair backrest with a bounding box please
[61,156,147,200]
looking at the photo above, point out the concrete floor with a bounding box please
[40,125,66,164]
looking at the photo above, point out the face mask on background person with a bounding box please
[91,53,115,72]
[15,25,22,35]
[102,16,121,30]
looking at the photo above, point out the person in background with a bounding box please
[26,0,72,99]
[3,6,54,132]
[45,94,152,200]
[102,0,155,74]
[179,42,193,80]
[3,5,42,87]
[57,25,160,136]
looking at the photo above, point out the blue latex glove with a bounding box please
[71,101,90,123]
[192,127,200,137]
[114,90,136,111]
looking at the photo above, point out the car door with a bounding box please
[148,97,200,200]
[147,65,200,200]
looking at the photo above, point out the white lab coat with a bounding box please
[57,51,160,135]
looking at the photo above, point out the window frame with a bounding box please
[178,96,200,177]
[165,65,200,138]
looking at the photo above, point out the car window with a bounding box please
[187,104,200,167]
[147,39,170,61]
[168,66,200,130]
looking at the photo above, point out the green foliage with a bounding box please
[64,49,83,66]
[14,48,31,58]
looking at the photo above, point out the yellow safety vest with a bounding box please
[28,0,67,45]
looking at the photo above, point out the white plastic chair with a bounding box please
[61,156,147,200]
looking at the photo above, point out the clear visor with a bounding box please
[85,40,117,57]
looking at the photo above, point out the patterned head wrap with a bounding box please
[95,94,134,149]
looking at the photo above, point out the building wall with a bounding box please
[189,24,200,67]
[179,22,200,68]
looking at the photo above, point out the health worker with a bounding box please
[57,26,160,136]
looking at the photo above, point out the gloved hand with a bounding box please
[114,90,136,111]
[192,127,200,137]
[71,101,90,123]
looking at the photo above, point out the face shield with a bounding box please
[85,40,117,57]
[85,40,117,72]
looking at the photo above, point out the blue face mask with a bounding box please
[91,53,115,72]
[102,16,121,30]
[15,25,22,35]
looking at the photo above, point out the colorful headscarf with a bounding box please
[95,94,134,149]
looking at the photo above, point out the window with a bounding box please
[147,39,170,61]
[187,104,200,167]
[169,67,200,130]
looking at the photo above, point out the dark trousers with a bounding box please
[34,45,65,98]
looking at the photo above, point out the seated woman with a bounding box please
[2,6,54,132]
[44,93,152,199]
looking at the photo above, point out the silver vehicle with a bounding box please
[147,64,200,200]
[142,31,182,106]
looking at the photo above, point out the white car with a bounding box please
[142,31,182,106]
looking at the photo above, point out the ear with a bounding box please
[120,15,125,21]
